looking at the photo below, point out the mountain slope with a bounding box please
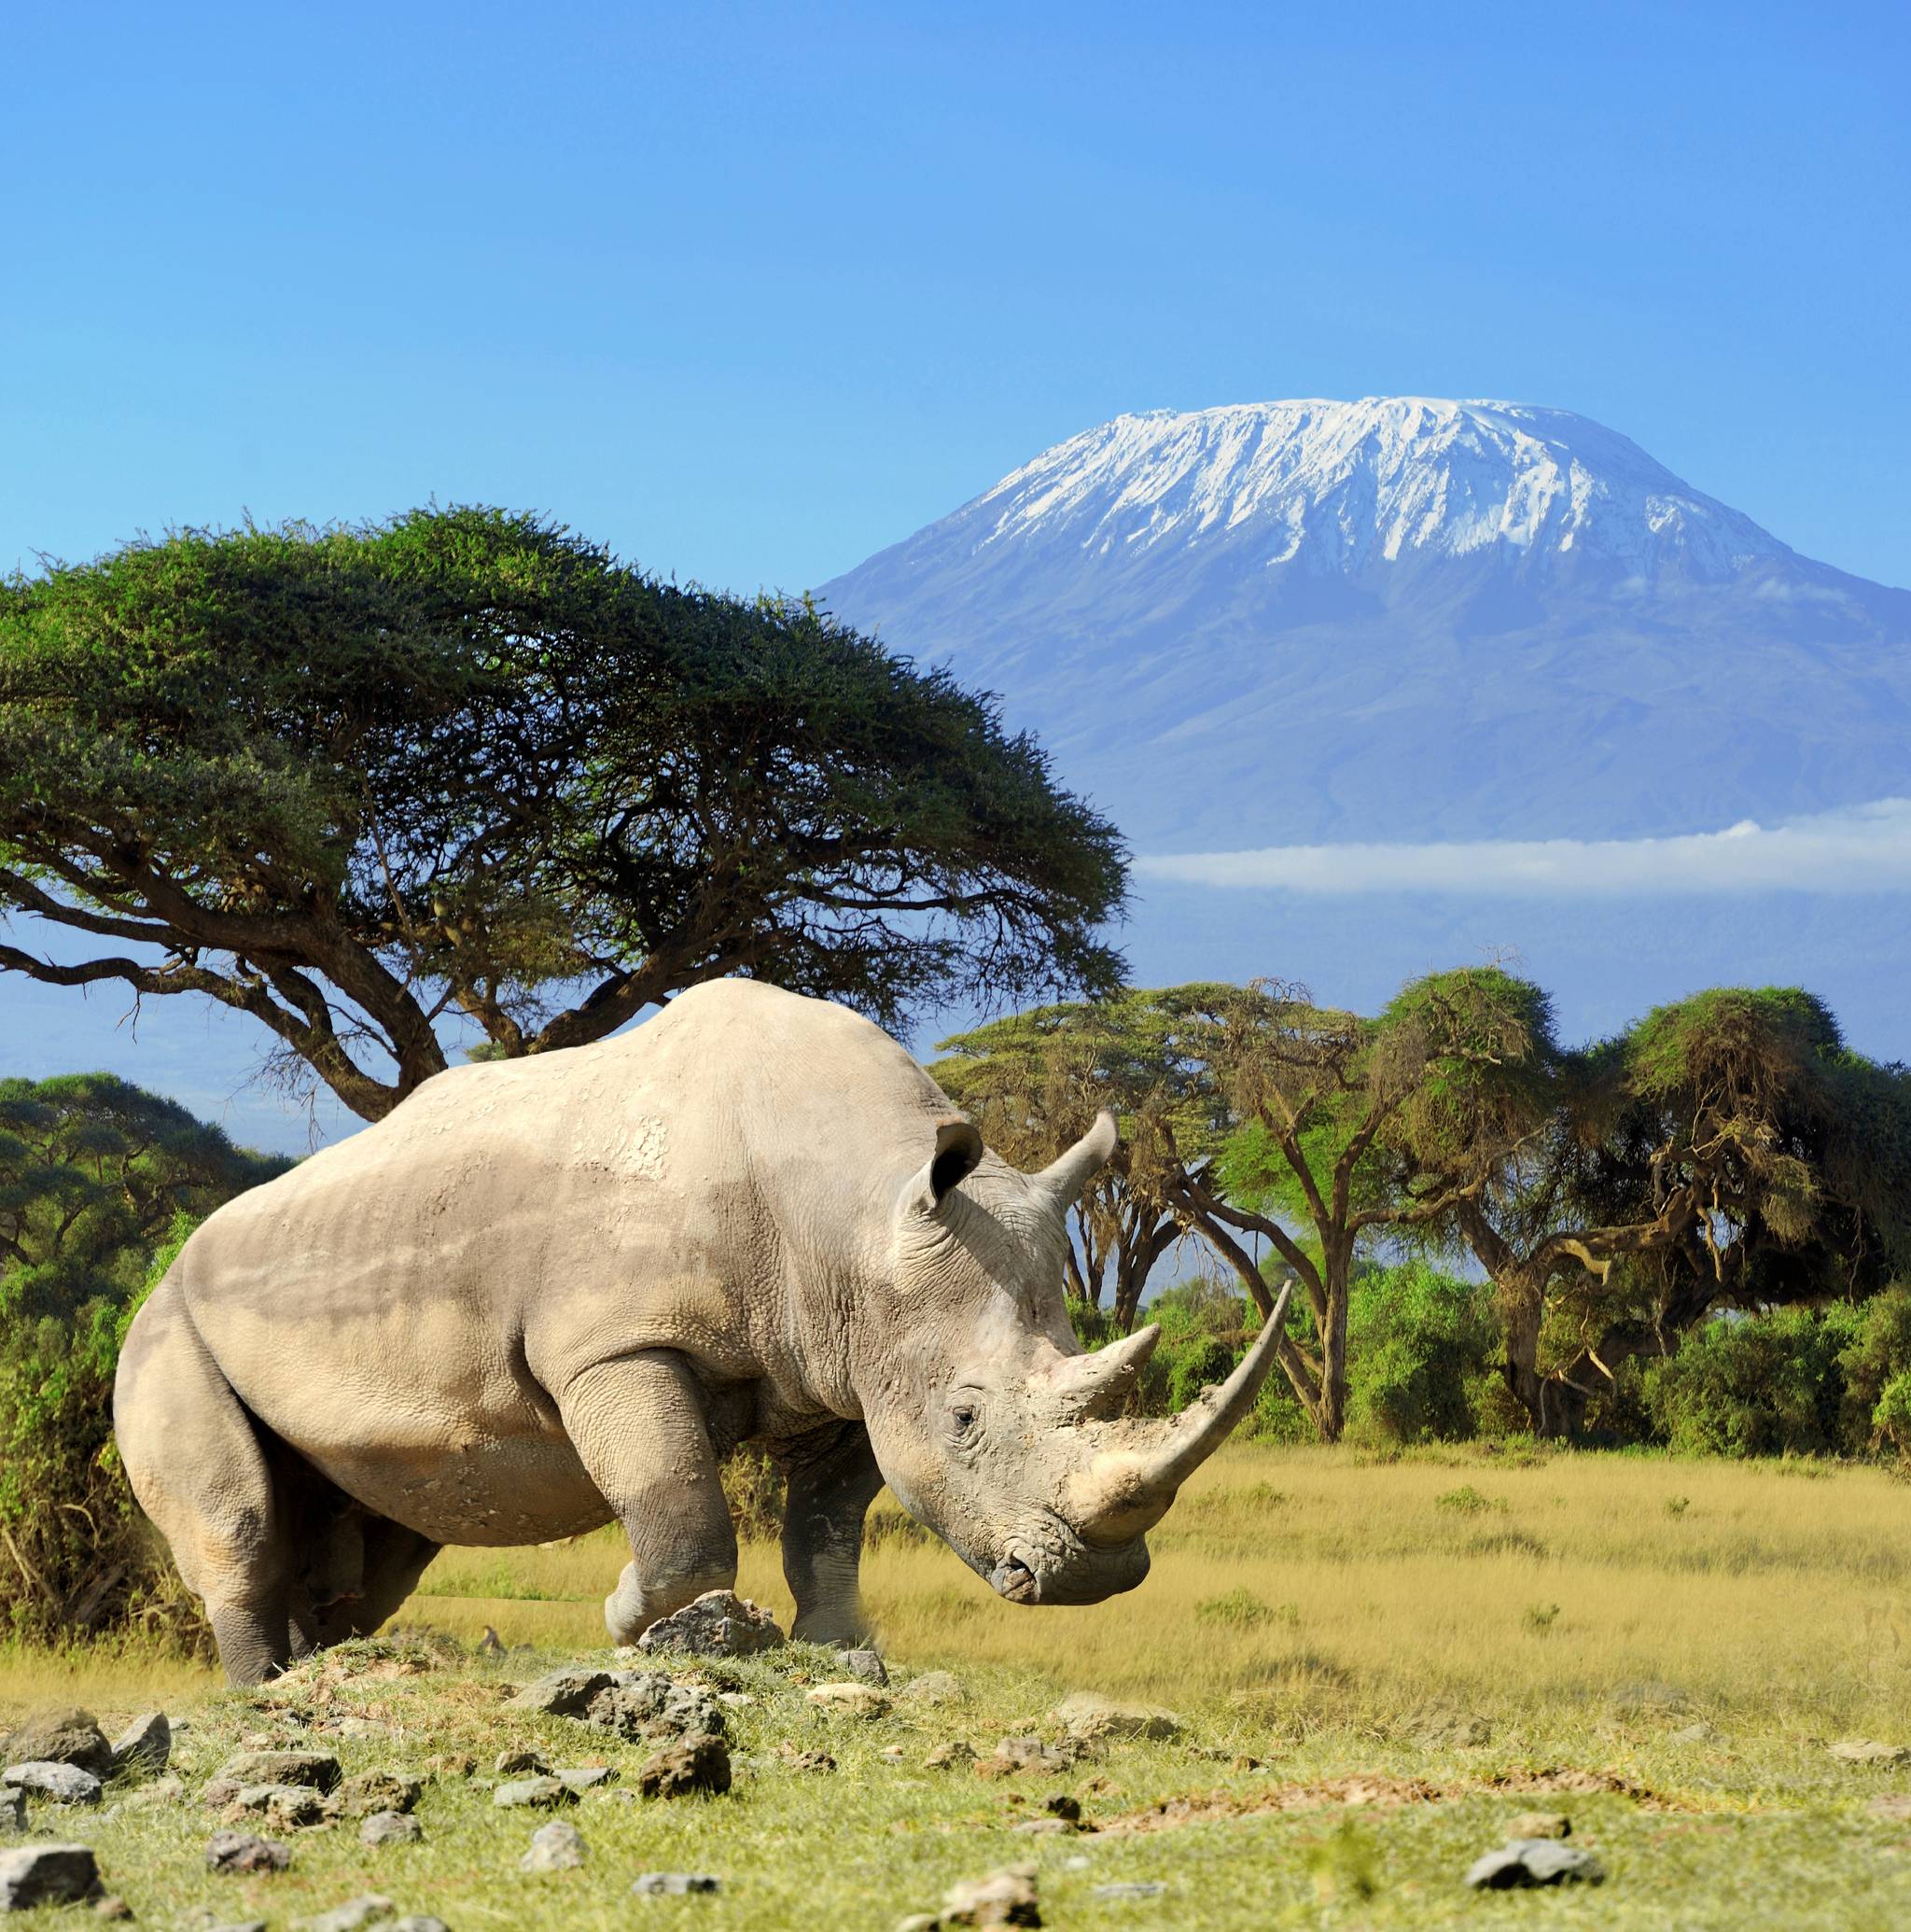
[819,399,1911,848]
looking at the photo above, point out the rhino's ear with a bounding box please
[904,1117,985,1216]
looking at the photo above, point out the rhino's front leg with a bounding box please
[779,1421,885,1646]
[559,1350,738,1645]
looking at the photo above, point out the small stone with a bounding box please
[584,1676,726,1743]
[1041,1793,1081,1822]
[358,1811,422,1847]
[0,1761,102,1805]
[494,1775,577,1809]
[1465,1839,1605,1889]
[554,1765,615,1792]
[231,1782,330,1829]
[776,1744,836,1773]
[0,1842,99,1911]
[941,1863,1040,1926]
[636,1589,785,1659]
[334,1771,423,1817]
[925,1741,977,1771]
[631,1871,721,1895]
[507,1667,617,1715]
[1092,1883,1166,1901]
[1053,1692,1181,1743]
[212,1749,341,1793]
[843,1648,889,1686]
[495,1749,549,1776]
[0,1709,111,1777]
[292,1897,397,1932]
[92,1897,135,1921]
[521,1818,586,1872]
[1831,1738,1911,1765]
[635,1734,731,1799]
[977,1736,1076,1778]
[204,1829,292,1874]
[108,1713,171,1778]
[1509,1811,1570,1840]
[806,1682,890,1718]
[898,1671,962,1707]
[0,1791,21,1834]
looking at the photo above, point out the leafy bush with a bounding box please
[0,1073,286,1642]
[1344,1261,1500,1445]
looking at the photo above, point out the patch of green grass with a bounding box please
[7,1444,1911,1927]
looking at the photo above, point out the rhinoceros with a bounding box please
[116,980,1288,1684]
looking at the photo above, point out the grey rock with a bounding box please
[108,1711,171,1776]
[0,1760,102,1805]
[553,1766,615,1792]
[212,1748,341,1793]
[0,1708,111,1777]
[204,1829,292,1874]
[1053,1691,1181,1743]
[805,1682,889,1718]
[494,1775,576,1810]
[898,1670,962,1707]
[924,1740,976,1771]
[520,1819,586,1871]
[1465,1839,1606,1889]
[506,1668,616,1716]
[0,1841,98,1910]
[494,1749,549,1776]
[636,1589,784,1659]
[359,1810,423,1847]
[941,1864,1040,1925]
[843,1647,889,1686]
[292,1897,397,1932]
[1830,1738,1911,1765]
[631,1871,720,1895]
[579,1674,727,1743]
[229,1781,328,1829]
[334,1770,423,1817]
[1093,1883,1167,1901]
[635,1734,731,1799]
[0,1790,20,1834]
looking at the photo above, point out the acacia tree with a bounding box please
[933,1003,1192,1329]
[0,510,1128,1120]
[938,973,1556,1440]
[1521,989,1911,1436]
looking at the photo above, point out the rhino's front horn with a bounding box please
[1068,1283,1293,1546]
[1031,1109,1119,1211]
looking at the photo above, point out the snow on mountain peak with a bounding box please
[969,397,1791,581]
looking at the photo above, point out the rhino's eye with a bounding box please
[951,1406,978,1435]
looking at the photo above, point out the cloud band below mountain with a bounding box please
[1136,800,1911,896]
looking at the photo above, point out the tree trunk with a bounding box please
[1318,1241,1352,1443]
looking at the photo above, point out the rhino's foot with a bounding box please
[605,1562,733,1646]
[790,1607,872,1647]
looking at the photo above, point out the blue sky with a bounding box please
[6,1,1906,597]
[3,0,1905,1148]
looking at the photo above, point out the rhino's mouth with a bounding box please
[988,1555,1039,1603]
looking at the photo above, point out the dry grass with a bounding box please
[7,1445,1911,1928]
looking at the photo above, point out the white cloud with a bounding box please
[1137,799,1911,897]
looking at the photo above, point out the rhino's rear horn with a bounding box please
[1032,1110,1119,1211]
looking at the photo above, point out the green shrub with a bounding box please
[1644,1303,1861,1457]
[1345,1261,1500,1445]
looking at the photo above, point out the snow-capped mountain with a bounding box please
[819,399,1911,850]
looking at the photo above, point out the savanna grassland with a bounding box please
[8,1443,1911,1928]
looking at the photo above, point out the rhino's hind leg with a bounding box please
[309,1517,441,1646]
[114,1277,297,1686]
[559,1349,737,1645]
[779,1421,884,1646]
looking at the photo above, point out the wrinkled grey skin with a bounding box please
[115,980,1286,1685]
